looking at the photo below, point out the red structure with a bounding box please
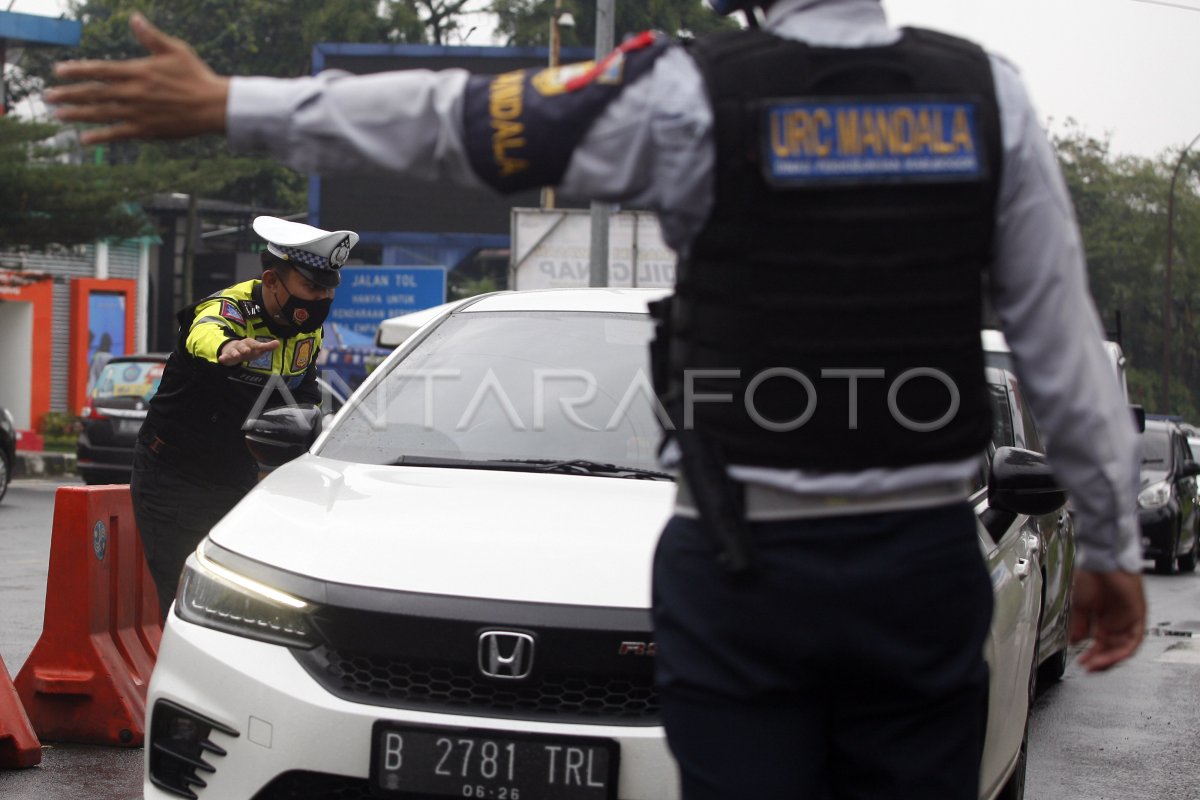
[14,486,161,747]
[0,653,41,769]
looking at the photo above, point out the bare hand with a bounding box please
[46,12,229,145]
[1069,569,1146,672]
[218,338,280,367]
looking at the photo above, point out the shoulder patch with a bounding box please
[462,31,670,193]
[760,96,986,187]
[531,30,658,97]
[220,299,246,325]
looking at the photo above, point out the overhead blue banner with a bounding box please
[761,98,984,186]
[328,266,447,338]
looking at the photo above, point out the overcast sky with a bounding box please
[8,0,1200,159]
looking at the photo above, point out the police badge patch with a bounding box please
[291,339,314,372]
[330,237,353,267]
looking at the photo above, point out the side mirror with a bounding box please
[1180,460,1200,479]
[243,404,322,468]
[988,446,1067,517]
[1130,404,1146,433]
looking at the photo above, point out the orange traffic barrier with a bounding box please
[0,653,41,768]
[14,486,162,747]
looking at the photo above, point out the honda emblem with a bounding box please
[478,631,535,680]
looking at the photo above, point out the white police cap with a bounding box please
[252,215,359,288]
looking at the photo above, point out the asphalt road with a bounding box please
[0,477,143,800]
[1026,566,1200,800]
[1,476,1198,799]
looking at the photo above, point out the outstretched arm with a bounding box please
[986,56,1145,670]
[47,12,228,143]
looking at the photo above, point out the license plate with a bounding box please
[117,419,143,436]
[369,722,618,800]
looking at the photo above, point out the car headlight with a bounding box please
[1137,480,1172,509]
[175,542,320,649]
[1,407,13,432]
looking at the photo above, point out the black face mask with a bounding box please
[272,278,332,333]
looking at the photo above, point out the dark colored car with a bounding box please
[0,405,15,503]
[76,353,169,485]
[77,353,351,485]
[978,367,1076,687]
[1137,419,1200,574]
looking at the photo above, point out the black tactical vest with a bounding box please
[659,27,1003,471]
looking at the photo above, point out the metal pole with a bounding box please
[631,212,640,288]
[589,0,615,287]
[1162,130,1200,413]
[541,0,563,210]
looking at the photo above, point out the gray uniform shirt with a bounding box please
[227,0,1142,573]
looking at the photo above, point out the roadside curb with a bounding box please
[14,451,77,479]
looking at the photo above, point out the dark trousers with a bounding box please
[651,503,993,800]
[129,441,251,622]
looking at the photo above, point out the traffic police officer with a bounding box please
[49,2,1146,796]
[130,215,357,621]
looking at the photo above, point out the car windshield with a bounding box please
[92,360,164,402]
[318,310,669,477]
[1139,428,1172,468]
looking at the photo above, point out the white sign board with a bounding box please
[510,208,677,290]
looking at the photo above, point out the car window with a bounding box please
[983,350,1014,373]
[91,360,164,402]
[1004,380,1045,454]
[316,378,348,415]
[1017,394,1044,454]
[319,311,665,473]
[1174,432,1188,469]
[1139,428,1172,468]
[987,384,1014,450]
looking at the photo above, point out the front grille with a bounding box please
[251,771,372,800]
[295,646,660,725]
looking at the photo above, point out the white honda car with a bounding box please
[145,288,1057,800]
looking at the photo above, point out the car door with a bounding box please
[1174,431,1198,553]
[976,372,1044,795]
[976,506,1042,799]
[1008,375,1074,660]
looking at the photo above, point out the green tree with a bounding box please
[10,0,399,214]
[0,117,159,247]
[492,0,735,49]
[1052,124,1200,419]
[390,1,492,45]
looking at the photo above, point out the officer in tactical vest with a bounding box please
[130,216,357,621]
[50,2,1146,796]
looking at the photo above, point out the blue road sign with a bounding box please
[328,266,448,339]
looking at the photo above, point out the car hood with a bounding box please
[209,454,676,609]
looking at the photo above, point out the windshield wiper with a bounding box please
[391,455,672,480]
[503,459,673,480]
